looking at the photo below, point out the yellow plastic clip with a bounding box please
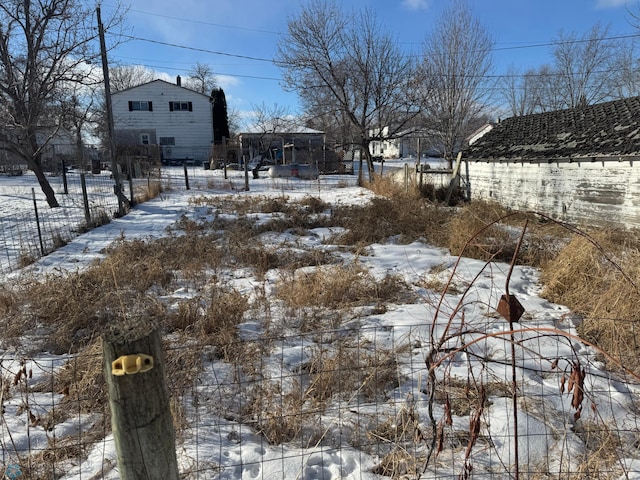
[111,354,154,376]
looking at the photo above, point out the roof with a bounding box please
[111,79,211,99]
[464,96,640,160]
[239,124,324,135]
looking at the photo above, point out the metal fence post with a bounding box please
[80,173,91,225]
[31,188,45,256]
[127,156,135,206]
[183,162,190,190]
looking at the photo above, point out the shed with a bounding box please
[238,124,345,174]
[463,96,640,228]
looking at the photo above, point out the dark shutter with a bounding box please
[169,102,174,112]
[128,101,133,111]
[148,101,153,111]
[188,102,193,112]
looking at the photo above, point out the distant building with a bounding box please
[0,127,85,175]
[238,124,346,173]
[369,126,443,160]
[111,77,213,165]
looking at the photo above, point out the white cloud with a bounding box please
[216,75,240,90]
[594,0,628,8]
[402,0,431,11]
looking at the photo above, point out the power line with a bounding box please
[110,59,282,81]
[114,3,640,54]
[118,34,273,63]
[115,29,640,74]
[107,14,640,87]
[106,1,640,61]
[491,32,640,52]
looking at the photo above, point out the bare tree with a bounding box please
[501,65,547,116]
[501,63,568,116]
[275,0,419,183]
[0,0,124,207]
[419,0,494,166]
[501,24,633,115]
[609,37,640,99]
[110,64,156,92]
[533,64,566,112]
[551,23,619,108]
[303,104,359,161]
[185,62,217,94]
[244,102,295,162]
[226,105,241,138]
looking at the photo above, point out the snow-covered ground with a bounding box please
[1,165,639,479]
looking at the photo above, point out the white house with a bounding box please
[111,77,213,164]
[369,126,442,160]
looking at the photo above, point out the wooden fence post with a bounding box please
[103,319,178,480]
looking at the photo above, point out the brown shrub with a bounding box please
[446,200,520,262]
[303,342,403,405]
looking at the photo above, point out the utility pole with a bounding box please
[97,5,126,216]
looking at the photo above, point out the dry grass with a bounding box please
[330,195,452,247]
[165,284,249,363]
[275,263,415,311]
[25,270,167,353]
[431,377,511,417]
[445,200,567,266]
[41,340,106,414]
[6,181,640,478]
[236,342,403,447]
[243,382,307,445]
[135,180,163,203]
[541,229,640,371]
[0,284,17,316]
[368,399,426,479]
[305,344,403,404]
[571,421,624,479]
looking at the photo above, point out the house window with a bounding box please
[140,133,150,145]
[159,137,175,146]
[169,101,193,112]
[129,101,152,111]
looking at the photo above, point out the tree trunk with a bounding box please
[361,140,375,183]
[366,155,374,182]
[30,159,59,208]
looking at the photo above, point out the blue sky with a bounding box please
[99,0,638,123]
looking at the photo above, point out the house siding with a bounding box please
[468,159,640,228]
[112,80,213,162]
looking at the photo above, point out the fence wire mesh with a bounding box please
[0,164,358,274]
[0,171,120,274]
[1,322,640,479]
[3,164,640,478]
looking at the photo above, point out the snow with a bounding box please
[1,163,639,479]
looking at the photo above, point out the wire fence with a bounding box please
[4,164,640,478]
[0,171,121,274]
[0,163,358,275]
[2,322,640,479]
